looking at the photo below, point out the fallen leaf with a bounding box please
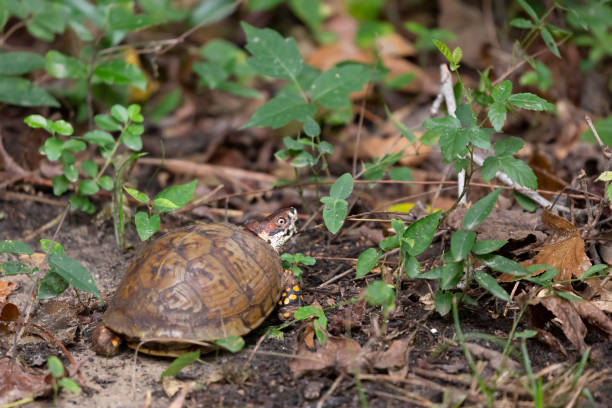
[0,357,51,405]
[289,335,366,378]
[367,338,410,371]
[0,280,17,303]
[465,342,520,371]
[572,300,612,341]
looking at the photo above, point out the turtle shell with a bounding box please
[103,222,282,343]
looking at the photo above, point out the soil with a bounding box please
[1,199,611,408]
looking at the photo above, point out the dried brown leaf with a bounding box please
[289,335,366,378]
[530,292,587,351]
[0,280,17,303]
[572,300,612,341]
[0,358,51,405]
[465,342,520,371]
[367,338,410,370]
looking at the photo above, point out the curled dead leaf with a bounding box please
[289,335,367,378]
[0,357,52,405]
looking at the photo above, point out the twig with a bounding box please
[316,372,345,408]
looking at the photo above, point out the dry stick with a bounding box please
[0,191,66,207]
[11,204,70,360]
[244,330,270,370]
[374,389,435,408]
[318,268,355,288]
[316,372,346,408]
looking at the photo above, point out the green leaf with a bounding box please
[474,270,510,301]
[474,254,529,276]
[241,93,316,129]
[508,93,556,111]
[47,356,64,378]
[160,350,200,379]
[242,22,303,80]
[356,248,380,278]
[491,80,512,102]
[62,139,84,152]
[214,335,245,352]
[303,117,320,137]
[48,254,102,301]
[190,0,238,26]
[510,18,533,29]
[540,26,560,58]
[472,240,507,255]
[0,51,44,75]
[555,291,584,302]
[320,197,347,234]
[110,104,129,124]
[97,175,114,191]
[513,191,537,212]
[40,239,64,255]
[40,137,63,161]
[0,240,33,255]
[1,261,32,275]
[38,271,69,299]
[94,114,122,131]
[330,173,353,199]
[488,101,507,132]
[0,76,59,107]
[93,59,147,91]
[404,212,442,256]
[440,261,464,290]
[379,234,399,251]
[494,136,523,156]
[45,50,87,79]
[81,160,98,178]
[69,195,95,214]
[289,0,322,29]
[52,175,70,196]
[134,212,160,241]
[582,264,608,279]
[52,120,74,136]
[434,291,452,316]
[433,40,453,63]
[517,0,539,22]
[58,377,81,395]
[108,6,164,31]
[365,280,395,314]
[498,156,538,190]
[311,64,370,109]
[124,187,150,203]
[462,188,501,230]
[194,61,228,89]
[148,89,182,124]
[450,230,476,261]
[78,179,99,196]
[404,255,420,278]
[451,47,462,65]
[121,126,143,151]
[83,130,115,146]
[389,167,413,181]
[24,114,49,130]
[153,180,197,213]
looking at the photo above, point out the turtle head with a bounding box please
[245,207,297,252]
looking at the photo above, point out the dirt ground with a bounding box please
[2,195,611,408]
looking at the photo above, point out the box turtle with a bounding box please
[92,207,299,356]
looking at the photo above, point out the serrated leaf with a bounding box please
[356,248,379,278]
[494,136,524,156]
[0,51,44,75]
[463,188,501,230]
[498,156,538,190]
[242,22,303,80]
[134,212,160,241]
[311,64,370,109]
[48,253,102,300]
[241,93,316,129]
[488,101,507,132]
[475,270,510,301]
[508,93,555,111]
[491,80,512,102]
[0,76,59,107]
[45,50,87,79]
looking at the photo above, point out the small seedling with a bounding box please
[47,356,81,402]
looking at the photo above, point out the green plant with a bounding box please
[0,239,102,301]
[320,173,354,234]
[47,355,81,401]
[281,252,316,281]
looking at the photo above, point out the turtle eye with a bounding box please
[276,218,286,226]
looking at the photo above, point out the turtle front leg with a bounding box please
[92,325,122,356]
[278,269,302,320]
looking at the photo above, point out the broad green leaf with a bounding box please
[52,175,69,196]
[475,270,510,301]
[47,356,64,377]
[405,255,420,278]
[320,197,347,234]
[38,271,68,299]
[450,230,476,261]
[329,173,353,199]
[241,93,316,129]
[379,234,399,251]
[498,156,538,190]
[40,239,64,255]
[302,116,320,137]
[81,160,98,178]
[52,121,74,136]
[108,6,164,31]
[290,151,316,168]
[472,240,507,255]
[513,191,537,212]
[45,50,87,79]
[389,167,413,181]
[62,139,84,152]
[48,254,102,300]
[491,80,512,102]
[40,137,63,161]
[58,377,81,395]
[493,136,523,156]
[462,188,501,230]
[0,76,59,107]
[124,187,150,203]
[97,176,113,191]
[83,130,115,146]
[311,64,370,109]
[93,59,147,90]
[0,51,44,75]
[24,114,49,130]
[110,104,129,123]
[78,179,99,196]
[474,254,528,276]
[242,22,303,80]
[93,114,122,132]
[440,261,463,290]
[127,104,143,122]
[160,350,200,379]
[121,126,143,151]
[439,128,469,162]
[134,212,160,241]
[404,211,442,256]
[153,180,197,213]
[356,248,379,278]
[214,335,245,352]
[1,261,32,275]
[507,93,555,111]
[434,291,452,316]
[190,0,237,26]
[488,101,507,131]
